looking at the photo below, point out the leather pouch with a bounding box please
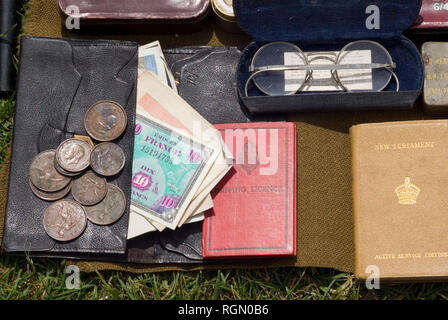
[0,0,17,92]
[2,40,287,264]
[1,36,138,255]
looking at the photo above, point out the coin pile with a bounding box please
[29,100,128,242]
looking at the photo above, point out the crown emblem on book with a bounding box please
[395,177,420,205]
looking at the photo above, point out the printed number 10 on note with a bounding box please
[131,115,213,228]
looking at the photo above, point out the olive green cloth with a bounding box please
[0,148,11,244]
[0,0,434,274]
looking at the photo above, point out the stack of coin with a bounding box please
[29,100,129,242]
[29,150,73,201]
[54,138,92,176]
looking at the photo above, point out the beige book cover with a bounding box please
[351,120,448,280]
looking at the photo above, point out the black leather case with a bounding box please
[235,0,424,113]
[2,40,286,264]
[0,0,17,92]
[2,36,138,255]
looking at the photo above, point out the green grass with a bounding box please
[0,258,359,300]
[2,254,448,300]
[1,255,358,300]
[3,0,448,301]
[0,93,14,164]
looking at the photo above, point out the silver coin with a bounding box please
[84,184,126,225]
[90,142,125,177]
[56,138,92,173]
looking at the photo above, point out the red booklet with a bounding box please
[202,122,296,258]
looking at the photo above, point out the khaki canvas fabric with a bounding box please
[0,0,434,274]
[0,148,11,244]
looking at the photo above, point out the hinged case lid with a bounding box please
[58,0,210,24]
[234,0,422,42]
[410,0,448,30]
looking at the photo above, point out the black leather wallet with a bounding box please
[2,36,138,255]
[2,38,285,264]
[0,0,17,92]
[165,46,286,124]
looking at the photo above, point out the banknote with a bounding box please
[137,72,233,189]
[138,41,177,93]
[136,72,233,224]
[128,193,212,237]
[129,42,196,236]
[178,158,232,226]
[133,72,224,231]
[128,208,208,239]
[131,114,217,230]
[137,193,212,233]
[129,69,232,235]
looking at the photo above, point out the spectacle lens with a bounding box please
[335,40,395,92]
[250,42,310,96]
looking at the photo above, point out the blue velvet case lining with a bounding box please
[234,0,422,42]
[235,0,423,97]
[238,38,423,97]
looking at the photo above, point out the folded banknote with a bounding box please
[128,70,233,236]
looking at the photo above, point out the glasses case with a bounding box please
[236,0,424,113]
[410,0,448,32]
[58,0,211,31]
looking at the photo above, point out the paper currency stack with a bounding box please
[128,41,233,239]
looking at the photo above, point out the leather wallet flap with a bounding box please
[165,46,287,124]
[0,0,17,92]
[1,36,138,254]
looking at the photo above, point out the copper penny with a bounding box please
[29,150,72,192]
[84,100,127,142]
[53,156,83,177]
[72,170,107,206]
[29,178,72,202]
[56,138,92,173]
[84,184,126,225]
[90,142,126,177]
[43,200,87,242]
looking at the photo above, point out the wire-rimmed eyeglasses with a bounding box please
[245,40,399,97]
